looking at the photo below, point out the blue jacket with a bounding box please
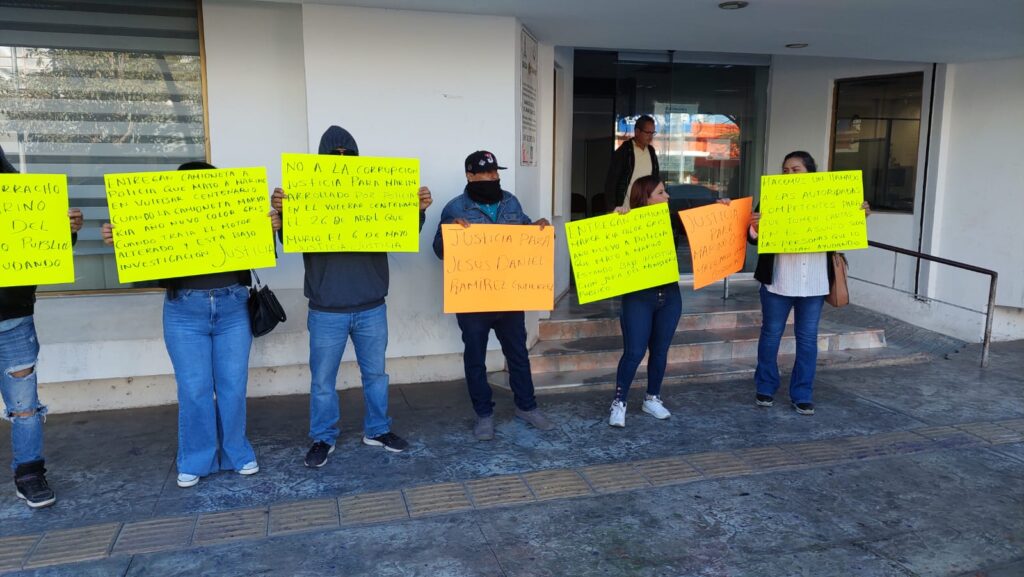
[432,189,533,259]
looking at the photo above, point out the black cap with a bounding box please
[464,150,506,174]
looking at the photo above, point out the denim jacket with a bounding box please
[432,189,533,259]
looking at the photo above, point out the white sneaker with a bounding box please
[238,461,259,476]
[642,395,671,420]
[176,473,199,488]
[609,400,626,428]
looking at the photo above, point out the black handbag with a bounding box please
[248,270,286,337]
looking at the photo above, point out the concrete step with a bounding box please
[539,309,769,341]
[491,346,929,394]
[526,321,887,374]
[541,281,770,341]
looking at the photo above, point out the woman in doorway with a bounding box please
[101,161,281,487]
[607,175,681,427]
[748,151,869,415]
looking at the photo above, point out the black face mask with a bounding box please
[466,179,502,204]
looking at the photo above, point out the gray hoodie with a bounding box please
[297,126,424,313]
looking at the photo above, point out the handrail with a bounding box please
[861,240,998,368]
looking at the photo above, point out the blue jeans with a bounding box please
[0,316,45,471]
[615,285,682,402]
[755,285,825,404]
[163,285,256,476]
[456,311,537,418]
[307,304,391,443]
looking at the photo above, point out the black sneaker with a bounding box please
[792,402,815,416]
[755,394,774,407]
[304,441,335,468]
[14,460,56,509]
[362,432,409,453]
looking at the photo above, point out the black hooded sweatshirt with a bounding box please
[290,126,424,313]
[0,145,77,321]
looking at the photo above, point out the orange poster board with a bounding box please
[442,224,555,313]
[677,197,753,290]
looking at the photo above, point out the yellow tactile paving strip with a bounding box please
[1,418,1021,573]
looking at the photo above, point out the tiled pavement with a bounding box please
[0,335,1019,575]
[0,417,1021,573]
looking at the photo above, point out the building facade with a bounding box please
[1,0,1021,413]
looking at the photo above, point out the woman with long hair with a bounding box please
[607,175,681,427]
[748,151,869,415]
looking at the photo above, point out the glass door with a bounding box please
[614,57,768,273]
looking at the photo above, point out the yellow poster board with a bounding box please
[678,196,753,290]
[758,170,867,253]
[105,168,276,284]
[442,224,555,313]
[280,154,419,253]
[565,203,678,305]
[0,174,74,287]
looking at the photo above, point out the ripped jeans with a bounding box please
[0,316,45,471]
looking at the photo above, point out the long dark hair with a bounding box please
[783,150,817,173]
[0,145,17,174]
[627,175,663,209]
[178,161,216,171]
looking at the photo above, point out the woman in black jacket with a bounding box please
[748,151,869,415]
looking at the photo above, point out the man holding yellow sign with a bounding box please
[0,146,82,509]
[273,125,433,467]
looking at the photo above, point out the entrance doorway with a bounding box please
[570,50,769,273]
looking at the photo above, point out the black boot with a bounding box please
[14,460,56,509]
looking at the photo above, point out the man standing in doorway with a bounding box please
[603,114,660,212]
[272,125,433,467]
[432,151,556,441]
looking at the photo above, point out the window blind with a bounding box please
[0,0,205,290]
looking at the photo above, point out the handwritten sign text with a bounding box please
[105,168,276,283]
[0,174,74,287]
[442,224,554,313]
[281,154,419,253]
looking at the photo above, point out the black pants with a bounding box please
[456,311,538,417]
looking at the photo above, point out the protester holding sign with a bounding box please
[271,126,433,467]
[432,151,555,441]
[606,176,681,428]
[747,151,870,416]
[102,161,280,488]
[0,145,82,508]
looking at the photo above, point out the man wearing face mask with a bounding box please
[432,151,555,441]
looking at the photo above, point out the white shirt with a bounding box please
[767,252,830,297]
[625,142,653,206]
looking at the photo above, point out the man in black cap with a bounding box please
[432,151,555,441]
[0,145,83,508]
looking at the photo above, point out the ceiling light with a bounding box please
[785,43,809,49]
[718,1,749,9]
